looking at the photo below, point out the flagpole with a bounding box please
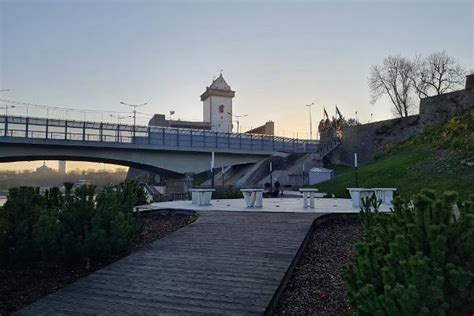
[306,102,314,140]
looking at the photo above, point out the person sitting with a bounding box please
[271,180,281,198]
[263,182,272,198]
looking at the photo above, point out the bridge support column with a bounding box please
[100,122,103,142]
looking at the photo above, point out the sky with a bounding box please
[0,0,473,171]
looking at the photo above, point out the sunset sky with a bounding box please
[0,0,472,171]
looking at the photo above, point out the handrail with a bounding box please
[0,114,320,153]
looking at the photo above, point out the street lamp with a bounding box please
[110,114,132,142]
[306,102,315,140]
[169,110,175,127]
[0,104,15,116]
[110,114,132,125]
[120,101,147,137]
[228,112,248,133]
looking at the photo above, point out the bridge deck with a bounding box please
[19,211,320,315]
[0,114,319,154]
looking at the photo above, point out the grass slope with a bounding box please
[315,109,474,199]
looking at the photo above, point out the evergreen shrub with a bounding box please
[344,190,474,315]
[0,180,146,266]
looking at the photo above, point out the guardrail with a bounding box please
[0,115,319,154]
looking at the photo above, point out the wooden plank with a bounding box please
[19,211,319,315]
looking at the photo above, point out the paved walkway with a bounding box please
[139,197,392,214]
[20,211,320,315]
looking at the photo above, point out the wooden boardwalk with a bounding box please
[20,211,320,315]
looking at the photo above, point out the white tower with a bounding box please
[201,74,235,133]
[58,161,66,174]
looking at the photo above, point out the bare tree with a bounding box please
[412,51,465,98]
[369,55,416,118]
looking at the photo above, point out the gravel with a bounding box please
[274,214,364,315]
[0,210,196,315]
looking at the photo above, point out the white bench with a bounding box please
[240,189,264,208]
[372,188,397,205]
[189,188,216,206]
[299,188,319,208]
[347,188,397,208]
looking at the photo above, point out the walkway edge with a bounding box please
[264,213,355,315]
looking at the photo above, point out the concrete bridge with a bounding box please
[0,115,319,174]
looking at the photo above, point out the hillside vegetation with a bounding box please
[315,109,474,199]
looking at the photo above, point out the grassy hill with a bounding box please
[314,109,474,199]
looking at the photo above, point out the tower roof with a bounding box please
[201,74,235,101]
[209,74,231,90]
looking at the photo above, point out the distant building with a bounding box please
[246,121,275,135]
[148,114,211,130]
[58,161,66,174]
[36,162,53,174]
[148,74,273,135]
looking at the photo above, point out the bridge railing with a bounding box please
[0,115,319,153]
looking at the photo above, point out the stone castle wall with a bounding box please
[324,76,474,166]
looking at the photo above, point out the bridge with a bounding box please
[0,115,319,174]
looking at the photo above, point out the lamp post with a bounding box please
[211,152,215,187]
[0,104,14,137]
[306,102,315,140]
[354,153,359,187]
[169,110,175,127]
[228,112,248,133]
[110,114,132,125]
[120,101,147,137]
[1,104,15,116]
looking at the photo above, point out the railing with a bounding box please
[0,115,319,154]
[320,138,341,157]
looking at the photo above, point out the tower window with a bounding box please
[219,105,224,113]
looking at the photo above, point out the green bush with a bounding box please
[212,187,243,199]
[344,190,474,315]
[0,180,145,266]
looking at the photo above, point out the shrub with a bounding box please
[0,180,144,266]
[212,187,243,199]
[344,190,474,315]
[384,143,398,154]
